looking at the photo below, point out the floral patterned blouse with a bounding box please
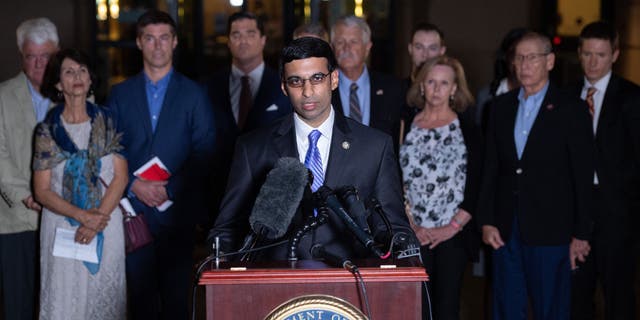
[400,118,467,228]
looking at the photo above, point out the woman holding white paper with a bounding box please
[33,48,127,320]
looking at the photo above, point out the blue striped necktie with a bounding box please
[304,130,324,192]
[349,82,362,122]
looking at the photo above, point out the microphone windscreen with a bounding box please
[249,157,309,239]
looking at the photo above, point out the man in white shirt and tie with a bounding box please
[570,20,640,320]
[208,36,413,262]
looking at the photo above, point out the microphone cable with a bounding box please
[190,239,289,320]
[351,266,373,320]
[422,280,434,320]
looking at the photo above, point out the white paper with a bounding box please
[156,199,173,212]
[133,156,169,177]
[120,198,137,216]
[52,228,99,263]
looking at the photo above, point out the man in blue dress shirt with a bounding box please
[107,10,215,320]
[477,32,594,320]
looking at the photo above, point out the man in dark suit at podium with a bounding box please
[208,37,413,261]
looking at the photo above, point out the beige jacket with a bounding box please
[0,72,43,233]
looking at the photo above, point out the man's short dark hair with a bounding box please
[411,22,444,45]
[136,9,177,37]
[41,48,98,103]
[279,37,338,79]
[579,21,619,51]
[227,11,264,36]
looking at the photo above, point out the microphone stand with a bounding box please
[287,206,328,261]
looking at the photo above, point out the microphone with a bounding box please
[314,186,385,258]
[310,244,357,272]
[239,157,309,260]
[337,186,371,234]
[250,157,309,238]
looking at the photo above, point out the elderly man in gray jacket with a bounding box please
[0,17,59,320]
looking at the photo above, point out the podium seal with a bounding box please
[265,294,367,320]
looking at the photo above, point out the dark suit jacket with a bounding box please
[476,83,594,245]
[107,71,216,230]
[332,70,404,151]
[205,65,293,219]
[208,109,412,261]
[571,75,640,232]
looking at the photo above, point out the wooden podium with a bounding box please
[199,258,428,319]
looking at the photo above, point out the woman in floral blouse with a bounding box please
[400,55,483,320]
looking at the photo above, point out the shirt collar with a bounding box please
[339,66,369,90]
[517,80,549,106]
[144,68,173,88]
[231,62,264,81]
[294,106,335,142]
[583,71,611,93]
[26,78,46,102]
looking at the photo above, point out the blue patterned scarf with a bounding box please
[33,102,123,274]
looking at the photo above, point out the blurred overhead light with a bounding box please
[97,0,108,21]
[230,0,243,6]
[109,0,119,19]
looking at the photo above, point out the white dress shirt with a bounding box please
[294,107,335,176]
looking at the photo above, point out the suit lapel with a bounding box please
[324,112,352,185]
[369,73,384,128]
[14,75,38,129]
[596,75,620,139]
[520,85,555,162]
[152,72,181,148]
[501,91,519,162]
[132,74,154,141]
[272,116,299,159]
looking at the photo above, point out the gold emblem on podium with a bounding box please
[265,294,368,320]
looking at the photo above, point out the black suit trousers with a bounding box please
[420,232,468,320]
[571,187,636,320]
[0,231,37,320]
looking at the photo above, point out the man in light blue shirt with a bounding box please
[330,15,404,150]
[0,17,59,320]
[478,32,594,320]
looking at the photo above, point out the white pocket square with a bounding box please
[266,104,279,111]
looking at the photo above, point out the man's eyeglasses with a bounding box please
[284,72,330,88]
[513,52,549,64]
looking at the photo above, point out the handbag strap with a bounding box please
[98,177,133,217]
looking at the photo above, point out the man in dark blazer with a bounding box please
[477,32,594,319]
[208,37,413,261]
[206,12,292,222]
[329,15,404,151]
[570,21,640,320]
[106,10,215,320]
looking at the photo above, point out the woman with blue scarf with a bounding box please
[33,49,127,320]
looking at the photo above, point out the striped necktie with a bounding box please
[585,86,596,117]
[349,83,362,122]
[304,130,324,192]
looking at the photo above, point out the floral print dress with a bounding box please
[400,119,467,228]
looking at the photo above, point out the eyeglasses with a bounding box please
[513,52,549,64]
[284,72,330,88]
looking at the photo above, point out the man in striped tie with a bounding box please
[329,15,405,151]
[209,36,414,262]
[570,21,640,320]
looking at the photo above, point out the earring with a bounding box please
[420,87,425,98]
[449,94,455,104]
